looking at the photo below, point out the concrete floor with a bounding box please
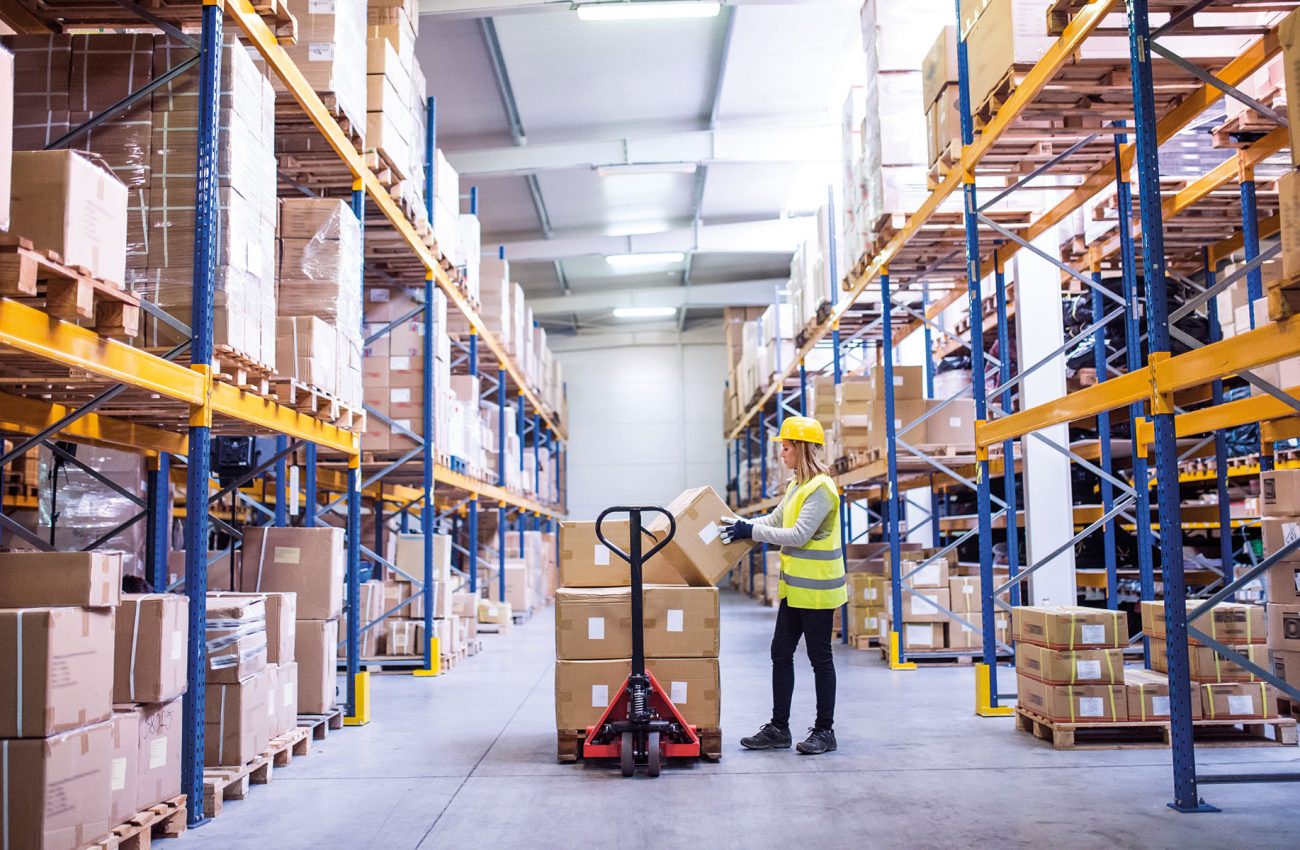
[177,592,1300,849]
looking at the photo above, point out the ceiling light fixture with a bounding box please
[595,162,699,178]
[605,252,686,269]
[613,306,677,319]
[576,1,722,22]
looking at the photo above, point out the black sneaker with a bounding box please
[796,727,837,755]
[740,723,792,750]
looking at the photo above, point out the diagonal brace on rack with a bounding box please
[0,514,54,551]
[978,133,1101,212]
[892,300,1001,369]
[988,305,1127,401]
[895,437,1008,510]
[901,509,1008,586]
[43,440,147,508]
[1169,244,1281,325]
[977,214,1127,309]
[1168,326,1300,415]
[318,447,423,516]
[901,586,1015,654]
[1150,43,1289,129]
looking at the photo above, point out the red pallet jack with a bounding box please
[583,506,701,776]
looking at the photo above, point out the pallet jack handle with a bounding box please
[595,506,674,679]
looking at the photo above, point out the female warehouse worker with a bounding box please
[720,415,847,755]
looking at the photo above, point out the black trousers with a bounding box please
[770,598,836,731]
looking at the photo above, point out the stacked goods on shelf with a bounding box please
[1260,468,1300,705]
[0,440,39,495]
[554,493,750,747]
[921,25,959,171]
[368,0,430,222]
[373,532,458,659]
[146,37,279,370]
[722,306,765,431]
[945,574,1009,650]
[202,593,272,766]
[1141,600,1275,720]
[278,197,365,409]
[0,552,122,848]
[361,285,450,453]
[281,0,366,143]
[878,548,962,651]
[0,44,8,232]
[239,526,345,715]
[1012,606,1129,722]
[432,149,461,267]
[502,527,559,613]
[846,573,887,642]
[29,446,148,575]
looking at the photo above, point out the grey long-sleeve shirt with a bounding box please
[749,483,836,549]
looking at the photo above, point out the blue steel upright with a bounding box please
[880,274,907,663]
[499,365,508,604]
[421,270,436,669]
[1091,269,1118,608]
[954,2,1000,706]
[1126,0,1209,813]
[827,185,850,645]
[343,161,365,718]
[145,453,170,592]
[993,261,1020,608]
[274,435,288,527]
[1204,252,1234,598]
[181,5,222,826]
[1240,172,1272,472]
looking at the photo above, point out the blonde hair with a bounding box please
[790,440,830,485]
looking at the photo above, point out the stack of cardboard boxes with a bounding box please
[876,549,1008,652]
[1263,468,1300,705]
[1012,606,1130,723]
[380,532,458,659]
[553,487,753,745]
[0,552,128,847]
[361,286,450,454]
[1142,601,1273,721]
[281,0,366,148]
[503,528,558,615]
[240,527,345,717]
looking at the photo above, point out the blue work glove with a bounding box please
[720,516,753,544]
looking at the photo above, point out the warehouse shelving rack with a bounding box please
[0,0,566,827]
[722,0,1300,810]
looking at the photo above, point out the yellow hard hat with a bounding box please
[772,415,825,446]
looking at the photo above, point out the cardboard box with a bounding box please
[847,573,887,607]
[0,607,113,738]
[0,45,11,232]
[921,24,958,107]
[295,619,339,714]
[1260,469,1300,517]
[946,611,1010,650]
[204,669,272,766]
[1274,648,1300,693]
[114,593,189,703]
[846,605,885,638]
[903,587,950,623]
[205,595,267,684]
[1013,605,1127,650]
[1141,600,1266,646]
[1268,603,1300,651]
[109,707,140,826]
[1261,517,1300,564]
[1280,168,1300,279]
[642,585,719,658]
[0,551,121,607]
[1200,682,1278,720]
[922,398,975,446]
[1016,674,1127,723]
[555,587,633,660]
[647,486,756,587]
[504,558,535,613]
[883,549,952,588]
[948,577,981,613]
[477,598,511,626]
[136,697,183,810]
[1016,643,1125,685]
[889,621,945,650]
[452,591,477,618]
[1125,667,1203,722]
[1148,637,1266,683]
[262,592,296,665]
[385,619,424,656]
[273,662,299,737]
[1281,10,1300,168]
[554,657,720,731]
[560,518,684,587]
[393,532,452,584]
[240,527,344,620]
[10,149,129,286]
[2,719,112,849]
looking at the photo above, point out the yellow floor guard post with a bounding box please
[344,671,371,726]
[975,662,1014,717]
[412,637,441,677]
[887,631,916,671]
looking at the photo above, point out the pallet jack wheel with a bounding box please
[620,732,635,777]
[646,732,661,777]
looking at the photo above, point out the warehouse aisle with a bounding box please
[179,594,1300,849]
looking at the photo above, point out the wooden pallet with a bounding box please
[213,345,275,398]
[875,646,990,665]
[271,377,366,431]
[556,727,723,764]
[0,237,141,337]
[201,726,311,818]
[1015,707,1298,750]
[298,707,344,742]
[848,634,880,650]
[91,794,187,850]
[1266,275,1300,323]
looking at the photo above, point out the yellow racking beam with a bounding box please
[0,390,186,456]
[223,0,566,441]
[982,316,1300,448]
[726,0,1119,441]
[1209,213,1280,267]
[209,383,357,454]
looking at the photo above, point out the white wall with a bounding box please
[557,335,727,521]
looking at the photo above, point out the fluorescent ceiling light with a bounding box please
[613,306,677,319]
[596,162,699,178]
[577,2,722,22]
[605,252,685,269]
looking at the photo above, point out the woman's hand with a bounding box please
[720,516,753,544]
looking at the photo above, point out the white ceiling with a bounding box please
[416,0,863,333]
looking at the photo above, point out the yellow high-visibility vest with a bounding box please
[778,474,847,609]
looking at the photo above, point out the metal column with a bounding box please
[1204,252,1234,598]
[343,160,369,724]
[415,266,438,675]
[1091,267,1118,609]
[145,453,170,592]
[993,259,1020,608]
[955,5,1005,715]
[181,6,221,825]
[274,435,288,527]
[881,274,911,670]
[499,365,508,604]
[303,444,317,528]
[1127,0,1208,813]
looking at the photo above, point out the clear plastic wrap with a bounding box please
[277,197,363,336]
[38,445,146,577]
[281,0,368,143]
[204,595,267,676]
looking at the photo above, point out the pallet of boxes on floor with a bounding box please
[1011,601,1296,750]
[0,551,190,848]
[554,487,754,763]
[1260,468,1300,718]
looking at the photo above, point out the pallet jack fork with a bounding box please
[583,506,701,776]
